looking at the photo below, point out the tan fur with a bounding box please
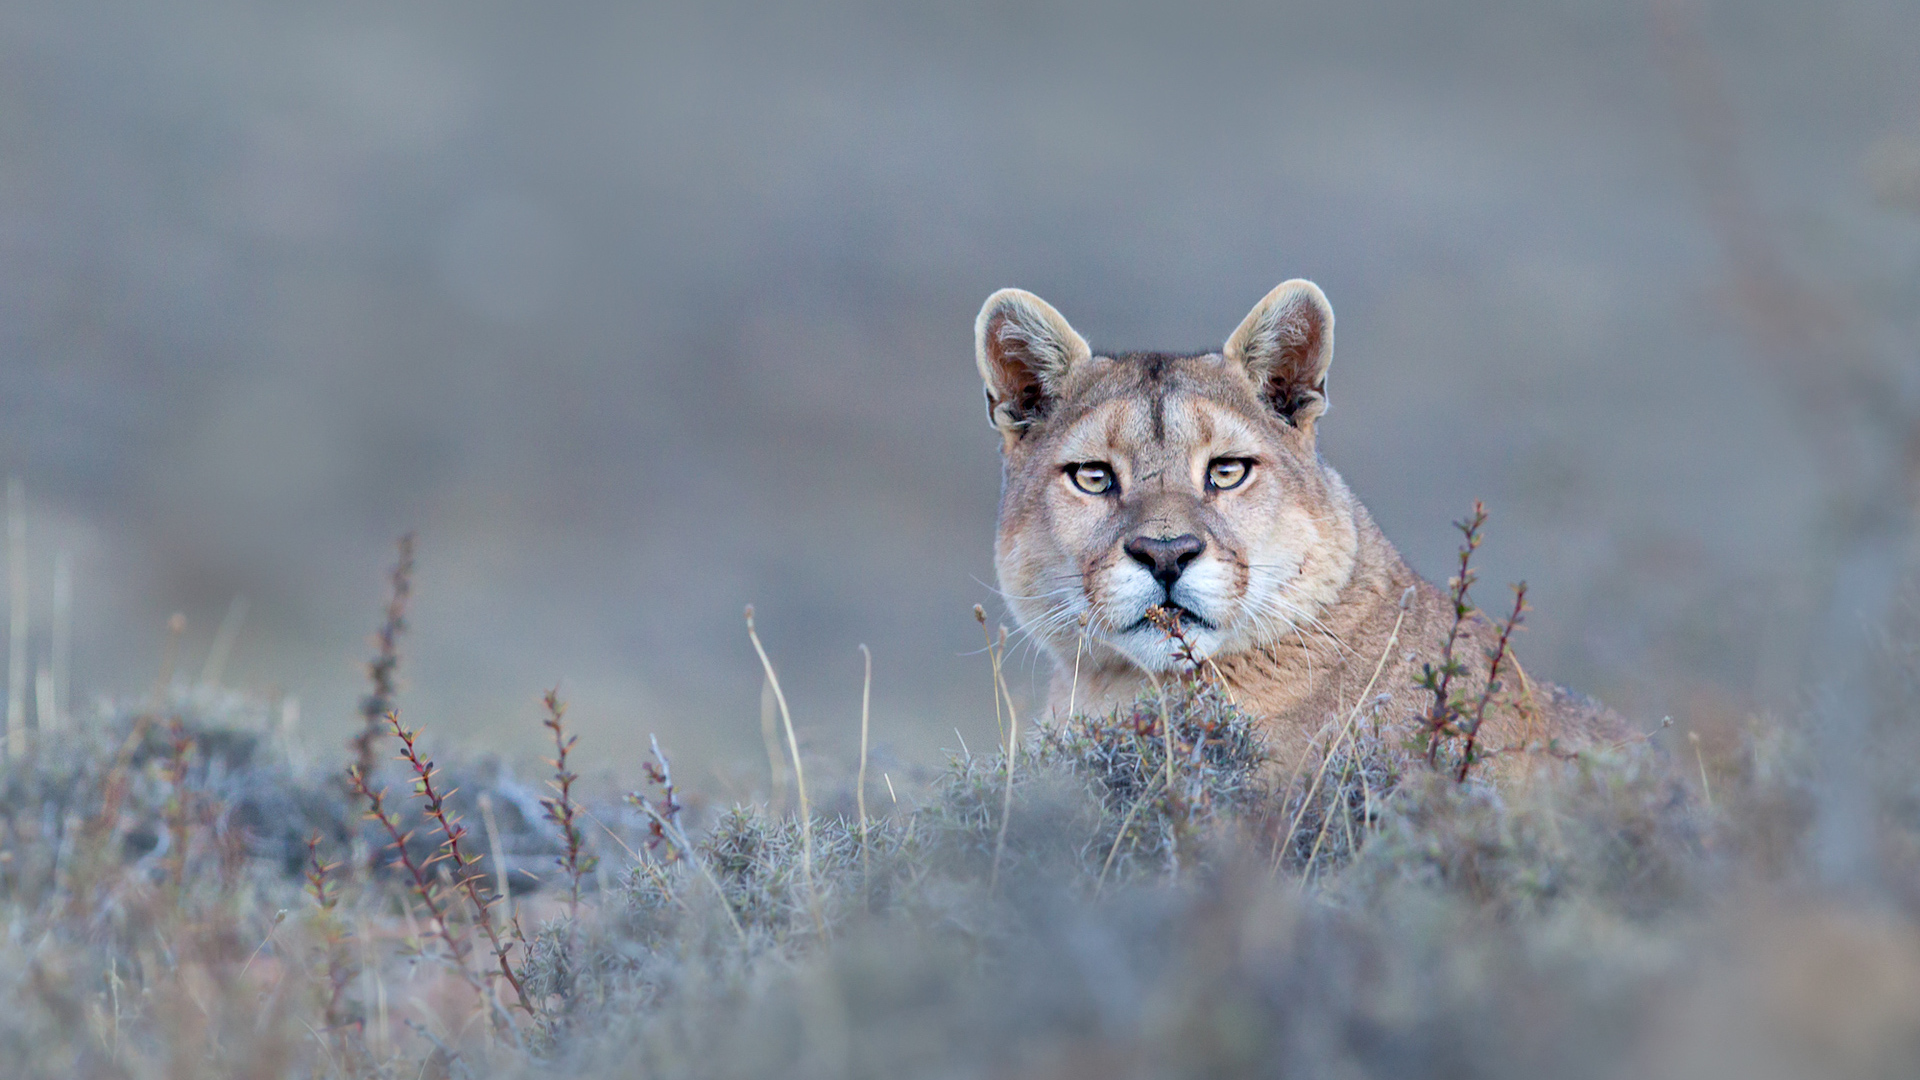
[975,280,1632,779]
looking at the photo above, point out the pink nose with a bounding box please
[1123,534,1205,586]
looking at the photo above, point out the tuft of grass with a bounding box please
[746,605,824,936]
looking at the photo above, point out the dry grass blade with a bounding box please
[1281,600,1408,880]
[478,792,511,930]
[1135,667,1182,875]
[745,605,825,937]
[1689,730,1714,811]
[976,605,1004,749]
[1066,611,1090,720]
[1094,790,1151,897]
[989,627,1019,895]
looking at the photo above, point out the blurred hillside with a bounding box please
[0,0,1916,776]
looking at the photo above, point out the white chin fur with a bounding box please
[1093,563,1235,673]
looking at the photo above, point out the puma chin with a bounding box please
[976,279,1630,773]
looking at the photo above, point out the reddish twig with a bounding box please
[346,760,475,985]
[1418,502,1486,770]
[1145,605,1207,680]
[303,834,339,911]
[351,534,414,783]
[634,735,684,858]
[538,688,596,920]
[1456,583,1527,783]
[384,713,536,1016]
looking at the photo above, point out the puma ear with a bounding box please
[974,288,1091,438]
[1224,279,1335,430]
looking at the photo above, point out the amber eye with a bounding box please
[1206,458,1252,491]
[1067,462,1116,495]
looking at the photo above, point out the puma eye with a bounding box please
[1066,462,1116,496]
[1206,458,1252,491]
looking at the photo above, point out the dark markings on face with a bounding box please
[1123,352,1199,446]
[1058,349,1267,474]
[1143,356,1168,443]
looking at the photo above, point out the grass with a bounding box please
[0,533,1917,1079]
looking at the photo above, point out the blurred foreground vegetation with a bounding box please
[3,559,1920,1080]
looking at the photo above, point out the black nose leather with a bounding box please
[1124,534,1206,586]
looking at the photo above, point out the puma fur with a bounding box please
[975,279,1633,777]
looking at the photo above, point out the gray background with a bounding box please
[2,1,1916,781]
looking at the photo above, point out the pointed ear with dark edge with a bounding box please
[1223,279,1335,430]
[974,288,1091,438]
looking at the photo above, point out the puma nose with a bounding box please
[1123,534,1206,586]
